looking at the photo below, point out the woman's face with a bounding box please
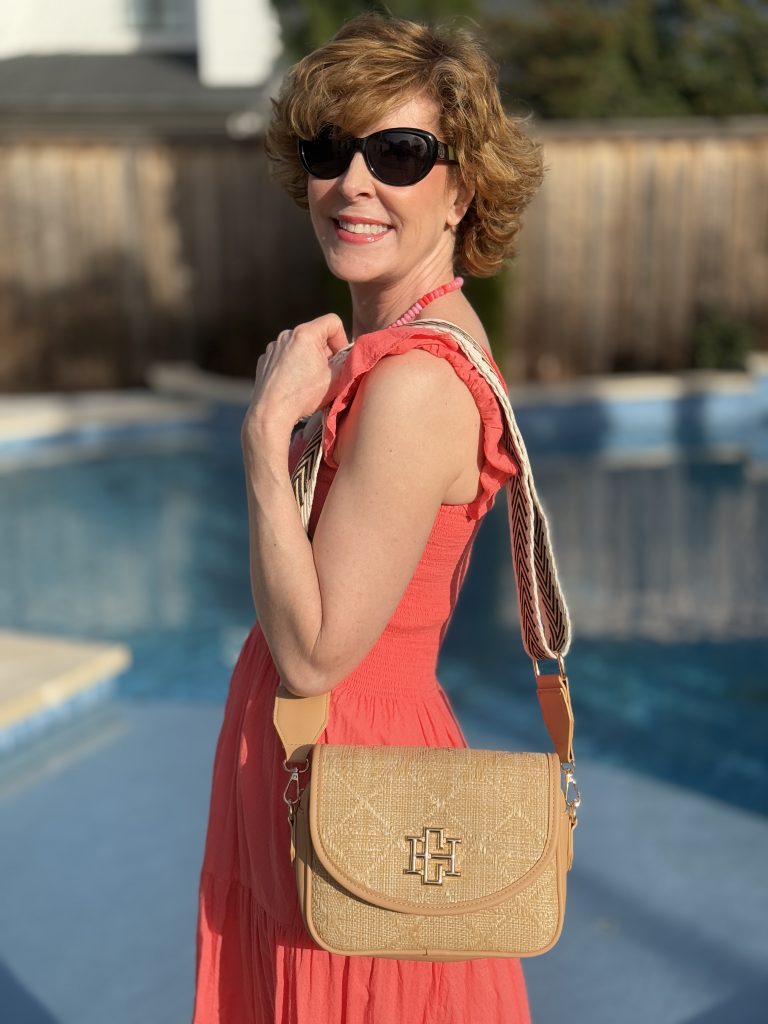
[305,93,472,288]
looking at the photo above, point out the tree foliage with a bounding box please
[485,0,768,118]
[272,1,768,117]
[273,0,480,61]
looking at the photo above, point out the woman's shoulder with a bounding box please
[320,318,517,518]
[325,320,497,432]
[352,318,500,379]
[329,340,472,461]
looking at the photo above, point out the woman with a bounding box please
[192,12,545,1024]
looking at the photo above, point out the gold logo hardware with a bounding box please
[404,827,461,885]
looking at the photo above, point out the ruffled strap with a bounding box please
[321,325,519,520]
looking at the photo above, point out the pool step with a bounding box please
[0,630,131,756]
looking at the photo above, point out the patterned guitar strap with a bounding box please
[278,318,580,854]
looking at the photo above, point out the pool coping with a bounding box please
[146,353,768,461]
[0,354,764,454]
[146,353,768,406]
[0,390,212,452]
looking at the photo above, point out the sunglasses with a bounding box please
[298,126,459,187]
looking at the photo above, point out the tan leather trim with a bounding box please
[274,674,575,768]
[307,748,563,916]
[535,671,575,765]
[294,789,312,920]
[272,684,329,763]
[294,789,569,959]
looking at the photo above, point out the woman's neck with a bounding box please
[348,262,459,341]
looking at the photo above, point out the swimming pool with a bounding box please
[0,389,766,816]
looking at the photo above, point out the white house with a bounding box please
[0,0,282,87]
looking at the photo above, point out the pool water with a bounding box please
[1,421,766,816]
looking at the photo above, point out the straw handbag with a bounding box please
[274,319,580,961]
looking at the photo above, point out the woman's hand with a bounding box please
[241,313,350,451]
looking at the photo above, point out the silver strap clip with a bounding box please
[561,760,581,826]
[282,756,310,822]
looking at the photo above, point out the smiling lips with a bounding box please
[333,217,393,244]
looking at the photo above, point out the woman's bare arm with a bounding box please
[243,348,480,697]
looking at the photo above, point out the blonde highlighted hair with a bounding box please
[265,12,546,278]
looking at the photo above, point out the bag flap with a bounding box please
[308,745,564,916]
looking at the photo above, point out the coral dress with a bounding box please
[191,325,530,1023]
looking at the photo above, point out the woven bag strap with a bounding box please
[274,319,576,769]
[417,318,572,661]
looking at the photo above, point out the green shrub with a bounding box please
[689,307,755,371]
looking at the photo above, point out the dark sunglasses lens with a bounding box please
[367,131,433,185]
[301,132,352,179]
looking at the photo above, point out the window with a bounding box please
[125,0,190,31]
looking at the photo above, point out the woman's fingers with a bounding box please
[315,313,349,355]
[245,313,352,432]
[287,314,348,358]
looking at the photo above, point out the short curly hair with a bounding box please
[264,12,546,278]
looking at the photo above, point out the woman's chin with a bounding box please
[325,257,392,286]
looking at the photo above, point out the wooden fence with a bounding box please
[507,117,768,381]
[0,138,326,389]
[0,116,766,390]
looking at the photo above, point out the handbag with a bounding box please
[273,318,580,961]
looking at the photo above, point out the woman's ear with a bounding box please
[446,175,476,227]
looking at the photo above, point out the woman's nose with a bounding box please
[336,151,376,197]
